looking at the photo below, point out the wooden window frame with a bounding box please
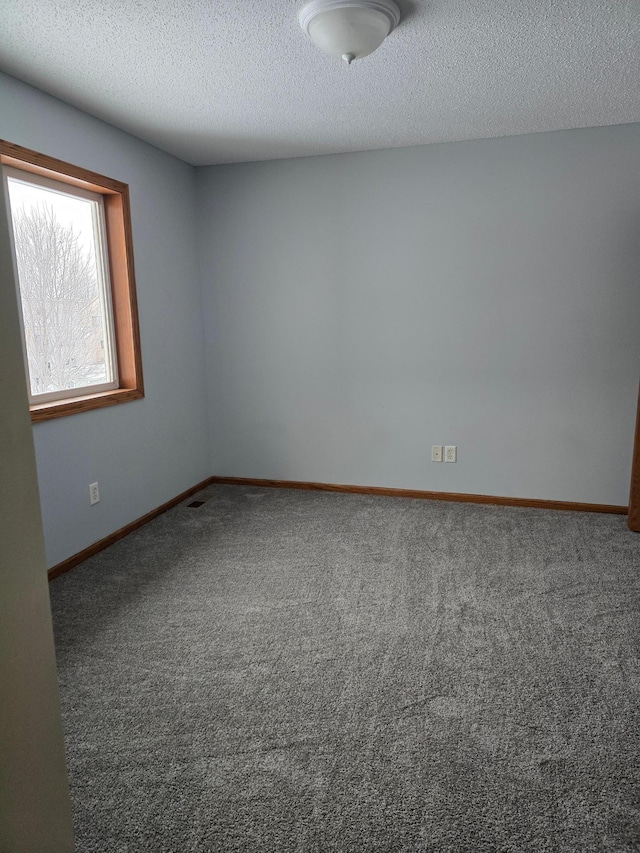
[1,140,144,422]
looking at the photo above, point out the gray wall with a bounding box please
[0,175,74,850]
[197,124,640,506]
[2,69,639,573]
[0,72,211,567]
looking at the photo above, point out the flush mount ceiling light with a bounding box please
[299,0,401,65]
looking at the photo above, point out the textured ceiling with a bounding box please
[0,0,638,166]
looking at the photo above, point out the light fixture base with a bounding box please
[299,0,401,63]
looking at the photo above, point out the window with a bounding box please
[1,141,144,421]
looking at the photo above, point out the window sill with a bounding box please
[30,387,144,422]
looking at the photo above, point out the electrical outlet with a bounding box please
[445,446,457,463]
[89,482,100,505]
[431,445,443,462]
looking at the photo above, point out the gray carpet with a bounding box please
[49,485,640,852]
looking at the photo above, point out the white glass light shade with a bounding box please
[299,0,401,64]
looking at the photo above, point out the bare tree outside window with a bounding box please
[6,173,117,400]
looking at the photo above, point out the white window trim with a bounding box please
[4,166,121,404]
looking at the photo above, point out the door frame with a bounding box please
[629,383,640,531]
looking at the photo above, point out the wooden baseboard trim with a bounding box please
[210,476,628,516]
[47,477,213,581]
[47,474,629,581]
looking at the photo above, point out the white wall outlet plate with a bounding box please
[431,445,443,462]
[445,445,457,463]
[89,482,100,505]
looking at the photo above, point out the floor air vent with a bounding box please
[187,500,206,508]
